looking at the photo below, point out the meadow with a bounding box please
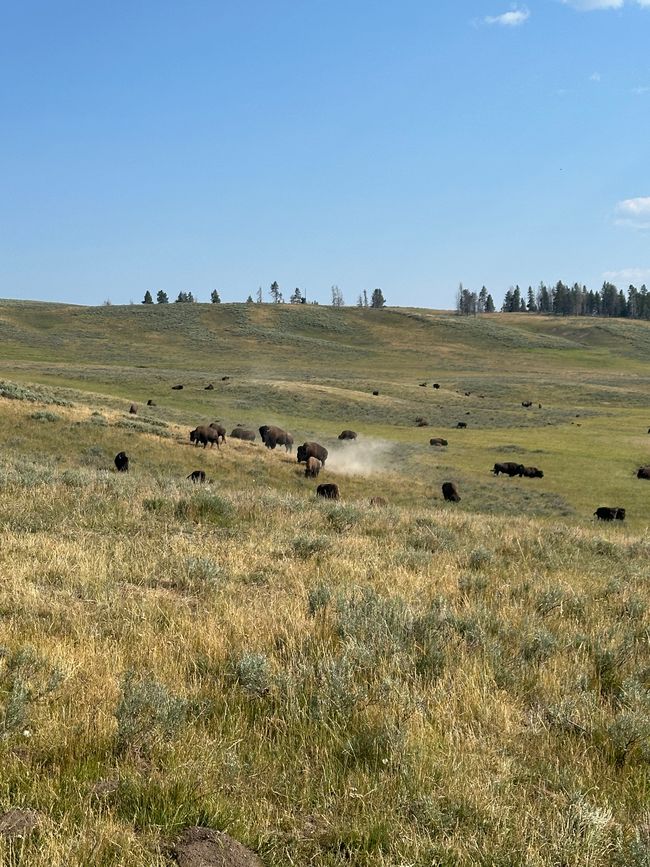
[0,300,648,866]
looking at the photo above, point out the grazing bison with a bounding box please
[456,421,467,429]
[204,383,214,390]
[190,426,221,449]
[595,506,625,521]
[208,422,227,444]
[317,483,339,499]
[521,466,544,478]
[305,457,322,478]
[338,430,357,440]
[637,466,650,480]
[171,384,184,390]
[187,470,206,483]
[521,401,532,408]
[419,382,427,387]
[429,437,448,446]
[147,399,156,407]
[259,425,294,452]
[370,496,387,506]
[442,481,460,502]
[493,462,524,477]
[221,376,230,381]
[432,383,440,389]
[297,442,328,467]
[114,452,129,472]
[415,417,429,427]
[129,403,138,414]
[230,427,255,442]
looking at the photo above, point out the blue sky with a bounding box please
[1,1,649,308]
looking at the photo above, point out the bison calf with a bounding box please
[442,481,460,502]
[521,466,544,478]
[317,483,339,500]
[305,457,322,478]
[114,452,129,472]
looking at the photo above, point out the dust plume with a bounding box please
[325,438,397,477]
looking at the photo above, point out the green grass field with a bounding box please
[0,300,648,865]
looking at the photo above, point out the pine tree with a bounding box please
[526,287,537,312]
[370,288,385,308]
[485,294,495,313]
[156,290,169,304]
[363,289,369,308]
[269,281,283,303]
[210,290,221,303]
[246,294,254,303]
[289,288,303,304]
[478,286,488,313]
[142,290,153,304]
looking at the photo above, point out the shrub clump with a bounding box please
[115,670,188,755]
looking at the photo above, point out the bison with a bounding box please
[190,426,221,449]
[442,481,460,502]
[493,462,524,477]
[230,427,255,442]
[259,425,294,452]
[205,383,214,390]
[221,376,230,381]
[415,417,429,427]
[129,403,138,415]
[521,466,544,478]
[419,382,427,387]
[637,466,650,480]
[432,383,440,389]
[369,496,387,506]
[429,437,448,446]
[114,452,129,472]
[187,470,206,483]
[338,430,357,440]
[208,422,227,444]
[594,507,625,521]
[372,390,379,396]
[147,399,156,407]
[305,457,322,478]
[456,422,467,429]
[522,401,532,408]
[171,384,184,390]
[297,442,328,467]
[317,483,339,499]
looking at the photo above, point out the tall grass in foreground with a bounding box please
[0,455,648,865]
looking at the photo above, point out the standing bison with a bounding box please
[187,470,206,483]
[493,462,524,477]
[129,403,138,415]
[317,483,339,499]
[259,425,294,452]
[429,437,448,446]
[230,427,256,442]
[594,507,625,521]
[208,422,226,444]
[442,482,460,502]
[637,466,650,480]
[190,426,221,449]
[305,457,322,478]
[456,422,467,429]
[338,430,357,440]
[297,442,328,467]
[114,452,129,472]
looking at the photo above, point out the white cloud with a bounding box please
[485,8,530,25]
[603,267,650,284]
[562,0,650,8]
[589,72,601,81]
[615,197,650,229]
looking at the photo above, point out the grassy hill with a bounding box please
[0,300,648,866]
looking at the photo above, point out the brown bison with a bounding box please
[190,426,221,449]
[147,399,156,406]
[637,466,650,480]
[259,425,294,452]
[432,383,440,389]
[129,403,138,414]
[415,417,429,427]
[114,452,129,472]
[297,442,328,467]
[230,427,256,442]
[442,481,460,502]
[594,507,625,521]
[171,384,184,390]
[208,422,227,444]
[429,437,448,446]
[317,483,339,499]
[493,462,524,477]
[338,430,357,440]
[419,382,427,387]
[372,390,379,396]
[522,401,532,408]
[456,421,467,429]
[521,466,544,478]
[369,496,387,506]
[305,457,322,478]
[187,470,206,483]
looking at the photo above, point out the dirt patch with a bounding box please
[172,827,264,867]
[0,808,42,837]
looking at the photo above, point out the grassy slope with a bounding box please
[0,301,648,866]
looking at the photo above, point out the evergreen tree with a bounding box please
[363,289,369,308]
[501,289,514,313]
[485,294,495,313]
[256,286,263,303]
[210,290,221,303]
[478,286,488,313]
[142,290,153,304]
[269,281,283,303]
[537,283,551,313]
[156,290,169,304]
[289,288,303,304]
[370,288,386,308]
[526,287,537,312]
[246,294,254,303]
[357,294,364,307]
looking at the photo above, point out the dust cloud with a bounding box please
[325,438,396,477]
